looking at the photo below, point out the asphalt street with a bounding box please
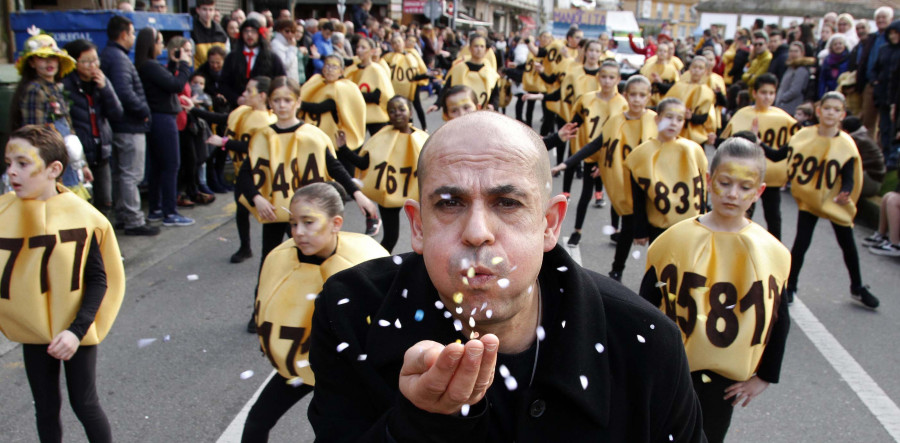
[1,97,898,442]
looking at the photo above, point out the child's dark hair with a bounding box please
[710,136,766,178]
[7,125,69,171]
[62,39,97,60]
[819,91,846,110]
[796,102,814,116]
[251,75,272,95]
[206,45,227,59]
[753,73,778,90]
[190,72,205,82]
[656,97,685,116]
[268,75,301,98]
[388,94,412,110]
[736,90,751,109]
[731,130,758,144]
[442,85,478,109]
[290,182,347,218]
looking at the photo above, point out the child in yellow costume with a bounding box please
[1,125,125,442]
[761,92,880,308]
[242,182,388,441]
[431,35,500,114]
[626,98,708,245]
[640,42,680,107]
[236,76,379,333]
[336,96,428,253]
[664,56,716,146]
[344,38,395,136]
[640,138,791,443]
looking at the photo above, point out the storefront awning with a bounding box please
[518,14,536,28]
[445,11,494,27]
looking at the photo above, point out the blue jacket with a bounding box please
[312,32,334,73]
[61,73,124,165]
[100,42,151,133]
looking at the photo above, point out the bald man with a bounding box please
[308,112,704,442]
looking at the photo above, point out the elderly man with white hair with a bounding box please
[856,6,895,140]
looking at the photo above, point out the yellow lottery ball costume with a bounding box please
[356,126,429,208]
[640,58,680,106]
[224,105,276,174]
[455,46,497,72]
[344,62,395,125]
[664,82,716,145]
[443,61,500,109]
[540,40,568,117]
[625,137,708,230]
[522,51,546,94]
[255,234,388,383]
[571,92,628,155]
[785,127,863,227]
[383,51,428,102]
[239,124,335,223]
[721,107,799,187]
[591,111,658,216]
[645,218,790,381]
[558,64,599,123]
[299,75,367,150]
[0,186,124,345]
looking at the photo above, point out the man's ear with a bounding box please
[404,198,424,253]
[543,194,568,252]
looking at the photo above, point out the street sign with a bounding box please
[424,0,442,20]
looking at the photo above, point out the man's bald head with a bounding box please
[418,112,551,203]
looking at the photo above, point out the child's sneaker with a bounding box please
[868,242,900,257]
[862,232,887,246]
[163,214,195,227]
[850,286,879,309]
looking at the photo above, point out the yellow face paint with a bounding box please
[710,160,761,201]
[6,141,46,176]
[445,94,477,120]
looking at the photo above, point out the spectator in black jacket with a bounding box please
[767,28,789,81]
[192,0,230,68]
[100,15,159,236]
[352,0,372,33]
[195,45,228,111]
[136,27,194,227]
[63,39,124,215]
[856,7,894,140]
[220,18,285,107]
[871,20,900,158]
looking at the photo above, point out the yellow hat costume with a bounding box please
[16,32,76,77]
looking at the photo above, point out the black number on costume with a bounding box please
[290,158,301,190]
[603,138,618,168]
[59,228,88,291]
[776,127,789,147]
[271,163,290,198]
[374,161,387,190]
[763,275,781,345]
[29,235,57,294]
[563,85,575,105]
[257,320,281,369]
[400,167,414,196]
[637,177,652,194]
[676,271,704,337]
[762,128,776,147]
[0,238,24,300]
[524,59,534,73]
[692,175,705,211]
[479,92,488,107]
[786,148,800,180]
[622,144,633,160]
[406,68,416,82]
[297,153,325,186]
[547,48,559,64]
[659,264,680,320]
[280,325,308,376]
[739,280,765,346]
[251,158,270,188]
[589,116,601,139]
[707,282,739,347]
[672,182,690,214]
[309,111,322,127]
[823,159,841,190]
[653,181,671,214]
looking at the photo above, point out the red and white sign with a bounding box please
[404,0,425,14]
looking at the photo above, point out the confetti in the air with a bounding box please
[453,292,464,304]
[456,306,463,314]
[528,285,533,293]
[240,370,254,380]
[461,258,470,269]
[337,342,349,352]
[602,225,617,235]
[337,298,349,305]
[481,302,488,310]
[217,236,229,242]
[366,316,371,324]
[461,404,471,417]
[595,343,605,353]
[504,376,519,391]
[467,267,476,278]
[580,375,589,390]
[650,324,655,330]
[378,319,391,327]
[492,257,504,265]
[470,331,480,339]
[358,354,367,361]
[288,377,304,387]
[163,335,171,342]
[401,289,408,298]
[469,317,476,328]
[440,193,452,200]
[655,281,667,288]
[444,311,452,318]
[187,274,199,281]
[499,364,511,378]
[393,255,403,265]
[306,293,318,300]
[561,320,567,328]
[637,334,646,343]
[394,319,402,329]
[471,307,478,316]
[453,319,463,331]
[486,310,493,318]
[435,300,445,309]
[669,435,674,441]
[632,250,642,259]
[701,373,712,383]
[462,277,469,285]
[557,266,568,272]
[726,304,736,310]
[497,278,510,288]
[414,309,424,321]
[297,360,310,368]
[137,338,156,348]
[536,326,546,341]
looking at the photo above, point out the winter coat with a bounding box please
[220,41,286,107]
[100,42,151,133]
[767,44,790,80]
[872,20,900,107]
[818,49,850,98]
[61,73,124,165]
[138,60,190,115]
[775,57,815,115]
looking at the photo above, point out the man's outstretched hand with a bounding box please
[399,334,499,415]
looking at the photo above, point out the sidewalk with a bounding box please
[0,196,237,357]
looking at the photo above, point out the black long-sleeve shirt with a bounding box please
[68,237,107,340]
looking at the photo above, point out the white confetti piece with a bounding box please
[435,300,445,309]
[557,266,568,272]
[337,298,350,305]
[163,335,171,342]
[440,193,452,200]
[462,277,469,285]
[297,360,310,368]
[467,267,476,278]
[580,375,589,390]
[137,338,156,348]
[491,257,504,265]
[306,293,318,300]
[650,324,655,330]
[288,377,304,387]
[453,319,463,331]
[669,435,674,441]
[470,307,478,316]
[602,225,617,235]
[497,278,510,288]
[469,317,476,328]
[401,289,408,298]
[536,326,546,341]
[655,281,667,288]
[358,354,367,361]
[202,349,207,353]
[240,370,254,380]
[561,320,566,328]
[527,285,533,293]
[336,342,349,353]
[637,334,646,343]
[378,319,391,327]
[504,376,518,391]
[481,302,488,310]
[395,319,402,328]
[187,274,199,281]
[725,304,736,310]
[461,404,471,416]
[499,364,511,378]
[217,236,229,242]
[697,314,707,321]
[456,306,463,314]
[460,258,470,269]
[510,265,518,272]
[444,311,452,318]
[392,255,403,265]
[453,292,464,304]
[486,309,493,318]
[632,250,642,259]
[595,343,605,354]
[701,373,711,383]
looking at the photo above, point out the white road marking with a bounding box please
[216,369,277,443]
[563,237,582,266]
[792,298,900,441]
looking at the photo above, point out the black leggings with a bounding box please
[612,214,635,273]
[611,206,620,230]
[691,370,735,443]
[254,222,292,300]
[412,91,427,130]
[515,94,536,127]
[235,192,252,252]
[573,166,603,231]
[562,159,576,193]
[241,374,314,442]
[23,344,111,443]
[788,210,862,291]
[760,187,782,240]
[379,205,403,253]
[540,101,556,137]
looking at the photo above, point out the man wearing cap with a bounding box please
[220,18,286,107]
[308,112,704,442]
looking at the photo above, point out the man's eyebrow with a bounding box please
[487,184,529,198]
[430,185,467,199]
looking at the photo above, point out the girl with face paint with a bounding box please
[344,38,396,136]
[640,138,792,443]
[243,182,388,440]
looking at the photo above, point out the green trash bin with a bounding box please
[0,64,21,181]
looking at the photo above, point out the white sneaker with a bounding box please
[869,243,900,257]
[863,232,887,246]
